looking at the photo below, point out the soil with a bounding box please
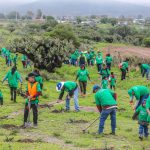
[39,104,54,109]
[1,124,23,130]
[17,139,35,143]
[67,119,88,124]
[0,116,9,119]
[51,108,65,113]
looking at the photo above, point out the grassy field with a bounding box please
[0,54,150,150]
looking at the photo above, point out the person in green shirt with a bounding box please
[86,51,91,66]
[57,81,80,111]
[128,86,150,110]
[109,72,116,91]
[24,73,42,128]
[138,63,150,80]
[13,54,18,66]
[2,66,22,102]
[96,52,103,72]
[33,70,43,90]
[0,90,3,106]
[132,100,149,140]
[120,59,129,80]
[93,85,117,134]
[105,53,113,70]
[78,53,87,66]
[21,54,27,68]
[99,64,110,79]
[146,97,150,122]
[101,77,108,89]
[89,49,96,66]
[76,65,91,96]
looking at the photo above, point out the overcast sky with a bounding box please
[0,0,150,5]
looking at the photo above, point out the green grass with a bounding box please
[0,55,150,150]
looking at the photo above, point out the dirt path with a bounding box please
[19,130,87,150]
[103,45,150,58]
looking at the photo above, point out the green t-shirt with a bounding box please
[13,55,18,63]
[77,69,89,82]
[128,86,150,100]
[0,91,3,98]
[136,105,148,122]
[100,68,110,78]
[101,79,108,89]
[110,77,116,86]
[146,97,150,110]
[5,71,21,88]
[26,82,41,104]
[95,89,117,106]
[121,62,128,70]
[96,56,103,64]
[21,55,27,61]
[35,76,43,84]
[141,64,150,70]
[106,56,113,64]
[64,81,77,92]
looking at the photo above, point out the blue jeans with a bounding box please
[71,59,77,66]
[106,63,111,70]
[136,94,149,109]
[66,88,80,111]
[142,68,150,79]
[139,124,149,137]
[99,108,116,134]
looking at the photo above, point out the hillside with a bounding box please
[1,0,150,16]
[0,47,150,149]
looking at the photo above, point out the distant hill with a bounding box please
[1,0,150,17]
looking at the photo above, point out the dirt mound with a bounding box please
[39,104,53,109]
[91,147,114,150]
[67,119,88,123]
[1,124,22,129]
[17,139,35,143]
[0,116,8,119]
[51,108,65,113]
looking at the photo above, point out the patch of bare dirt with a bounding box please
[1,124,23,130]
[51,108,65,113]
[17,139,35,143]
[67,119,88,124]
[39,104,54,109]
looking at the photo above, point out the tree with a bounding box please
[9,36,74,72]
[36,9,42,19]
[26,11,34,19]
[7,11,20,20]
[143,38,150,47]
[76,16,82,24]
[0,13,5,19]
[46,24,80,47]
[110,18,118,26]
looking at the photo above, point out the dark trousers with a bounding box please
[97,64,102,72]
[79,81,87,94]
[142,69,149,79]
[139,124,149,137]
[0,97,3,105]
[136,94,149,109]
[121,69,126,80]
[24,103,38,125]
[40,83,43,90]
[106,63,111,70]
[10,87,17,102]
[87,59,90,66]
[22,61,27,68]
[110,85,115,91]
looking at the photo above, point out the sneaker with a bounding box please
[110,132,115,135]
[23,122,28,128]
[139,135,143,141]
[33,124,38,128]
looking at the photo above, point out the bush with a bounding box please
[143,38,150,47]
